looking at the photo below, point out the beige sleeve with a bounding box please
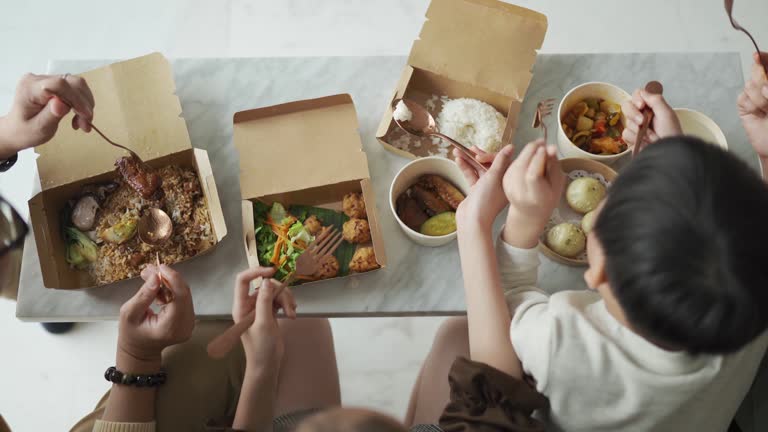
[92,420,156,432]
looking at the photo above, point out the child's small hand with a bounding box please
[621,86,681,148]
[454,144,516,230]
[501,140,565,248]
[738,52,768,158]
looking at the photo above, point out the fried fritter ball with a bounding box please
[349,247,379,273]
[343,218,371,244]
[311,254,340,280]
[304,215,323,236]
[343,192,367,219]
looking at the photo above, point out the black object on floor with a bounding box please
[728,419,742,432]
[41,322,75,334]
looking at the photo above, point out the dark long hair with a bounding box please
[595,137,768,354]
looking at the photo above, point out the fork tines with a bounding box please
[308,227,344,258]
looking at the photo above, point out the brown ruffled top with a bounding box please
[439,357,549,432]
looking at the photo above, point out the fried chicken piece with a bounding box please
[418,175,465,210]
[304,215,323,236]
[411,184,451,216]
[396,193,429,232]
[311,254,340,280]
[349,247,379,273]
[115,155,163,199]
[343,218,371,244]
[343,192,367,219]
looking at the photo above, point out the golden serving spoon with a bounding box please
[393,99,488,173]
[138,208,173,246]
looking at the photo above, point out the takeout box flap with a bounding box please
[408,0,547,99]
[233,94,370,200]
[35,52,192,190]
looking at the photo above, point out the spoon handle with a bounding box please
[432,133,488,172]
[47,93,144,162]
[206,319,253,359]
[633,81,664,157]
[206,282,289,359]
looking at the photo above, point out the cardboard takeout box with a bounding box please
[28,52,227,289]
[234,94,387,282]
[376,0,547,158]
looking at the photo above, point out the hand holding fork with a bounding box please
[206,226,344,359]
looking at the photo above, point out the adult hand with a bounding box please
[0,73,94,159]
[738,52,768,158]
[117,265,195,372]
[621,86,681,148]
[501,140,566,248]
[454,144,515,229]
[233,267,296,371]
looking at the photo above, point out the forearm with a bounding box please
[233,365,279,432]
[501,210,546,249]
[101,349,160,423]
[457,221,523,379]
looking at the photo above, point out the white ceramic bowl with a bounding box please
[674,108,728,149]
[556,82,632,165]
[389,156,469,247]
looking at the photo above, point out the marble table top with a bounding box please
[16,53,755,321]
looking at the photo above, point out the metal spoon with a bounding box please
[725,0,768,76]
[393,99,488,172]
[633,81,664,157]
[49,93,149,167]
[138,208,173,246]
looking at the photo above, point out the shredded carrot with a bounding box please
[270,238,284,265]
[278,255,288,267]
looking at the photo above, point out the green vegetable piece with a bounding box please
[65,226,98,268]
[585,98,599,111]
[420,212,457,236]
[269,202,288,223]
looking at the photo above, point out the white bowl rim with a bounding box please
[557,81,633,160]
[388,156,461,241]
[673,107,728,149]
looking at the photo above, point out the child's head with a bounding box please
[296,408,407,432]
[586,136,768,354]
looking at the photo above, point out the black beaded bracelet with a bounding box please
[104,366,167,388]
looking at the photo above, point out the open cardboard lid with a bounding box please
[35,52,192,190]
[233,94,370,200]
[408,0,547,100]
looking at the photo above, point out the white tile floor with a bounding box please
[1,0,768,430]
